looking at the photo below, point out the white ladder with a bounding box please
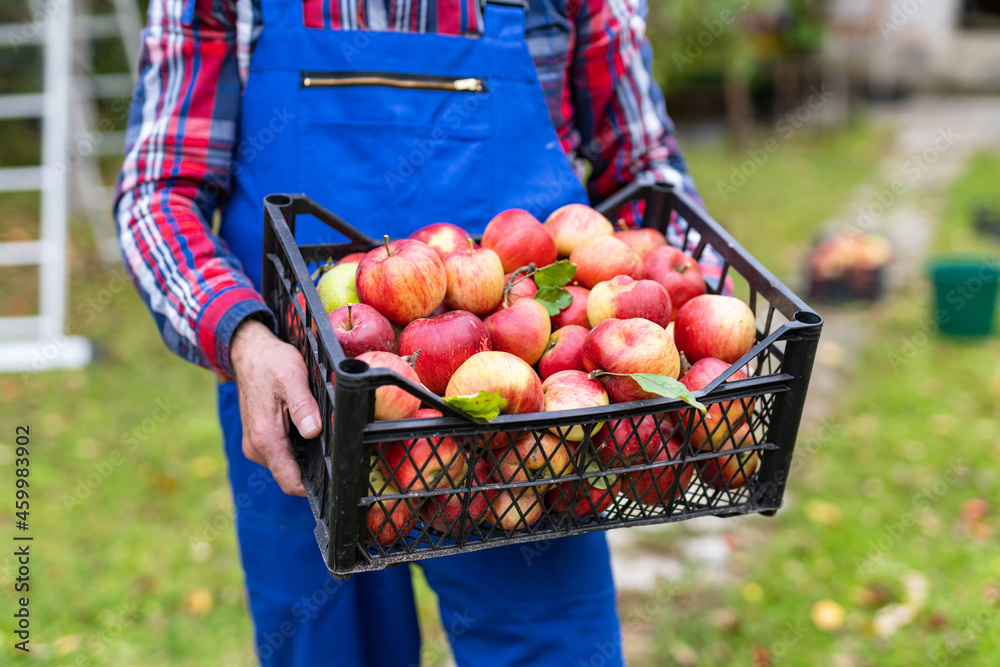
[0,0,90,373]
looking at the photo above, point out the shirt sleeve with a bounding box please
[570,0,702,227]
[114,0,274,381]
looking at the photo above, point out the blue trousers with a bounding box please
[219,382,625,667]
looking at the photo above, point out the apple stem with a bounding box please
[502,263,538,307]
[402,348,421,368]
[467,237,475,252]
[617,218,629,231]
[678,350,692,377]
[347,303,353,329]
[383,235,392,257]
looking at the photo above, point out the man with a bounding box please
[115,0,699,664]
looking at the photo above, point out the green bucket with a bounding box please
[930,257,1000,336]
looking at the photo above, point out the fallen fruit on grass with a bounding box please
[327,303,395,358]
[582,318,680,402]
[481,209,557,273]
[696,423,758,490]
[673,294,756,364]
[542,370,608,441]
[354,351,422,420]
[537,325,589,379]
[569,236,644,289]
[443,242,505,315]
[366,458,418,547]
[398,310,492,394]
[356,237,446,325]
[642,246,706,320]
[409,222,476,260]
[317,261,360,313]
[545,203,615,257]
[484,297,552,365]
[587,275,672,328]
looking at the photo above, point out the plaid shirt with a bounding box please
[115,0,697,380]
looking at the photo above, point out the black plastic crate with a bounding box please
[261,184,823,579]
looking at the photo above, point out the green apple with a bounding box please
[317,262,359,313]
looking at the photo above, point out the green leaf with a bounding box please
[443,390,508,423]
[533,286,573,316]
[631,373,708,411]
[533,260,576,289]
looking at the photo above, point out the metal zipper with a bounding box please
[301,72,485,92]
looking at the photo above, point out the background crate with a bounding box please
[261,184,823,579]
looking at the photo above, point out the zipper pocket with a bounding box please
[301,71,486,92]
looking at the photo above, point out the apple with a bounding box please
[593,415,666,468]
[643,246,706,320]
[339,252,367,264]
[545,476,621,517]
[484,298,552,365]
[445,351,544,416]
[614,227,667,259]
[506,272,538,299]
[675,357,753,451]
[354,351,422,420]
[673,295,756,364]
[486,487,543,530]
[366,457,418,547]
[481,209,557,273]
[541,371,609,441]
[537,325,589,379]
[623,436,692,506]
[420,458,493,533]
[317,262,360,313]
[398,311,492,394]
[582,318,681,403]
[495,432,576,491]
[442,243,505,315]
[327,303,395,358]
[409,222,476,259]
[549,285,591,330]
[569,236,644,289]
[544,203,615,257]
[586,275,672,328]
[380,432,468,492]
[697,423,758,490]
[356,238,447,325]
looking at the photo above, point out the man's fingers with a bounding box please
[280,368,323,439]
[259,437,306,497]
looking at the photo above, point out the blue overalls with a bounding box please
[217,1,625,664]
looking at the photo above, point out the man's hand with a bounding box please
[230,319,322,496]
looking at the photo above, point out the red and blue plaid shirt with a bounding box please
[115,0,698,380]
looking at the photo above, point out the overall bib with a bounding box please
[217,1,624,665]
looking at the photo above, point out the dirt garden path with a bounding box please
[607,95,1000,660]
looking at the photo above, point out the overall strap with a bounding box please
[482,0,526,41]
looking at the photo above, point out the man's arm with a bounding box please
[115,0,318,495]
[570,0,701,225]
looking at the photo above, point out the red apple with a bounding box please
[569,236,644,289]
[545,475,621,517]
[487,487,543,530]
[593,415,666,467]
[505,272,538,300]
[582,318,681,403]
[339,252,367,265]
[481,209,557,273]
[442,243,505,315]
[586,275,672,328]
[327,303,395,358]
[356,238,447,325]
[643,246,706,320]
[674,295,756,364]
[354,351,422,420]
[675,357,754,451]
[398,311,492,394]
[366,458,418,547]
[420,458,493,534]
[541,370,609,441]
[380,433,468,493]
[623,436,692,506]
[697,423,759,490]
[484,298,552,365]
[544,203,615,257]
[614,227,667,259]
[445,351,544,416]
[537,325,589,379]
[549,285,591,330]
[409,222,476,259]
[495,432,576,491]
